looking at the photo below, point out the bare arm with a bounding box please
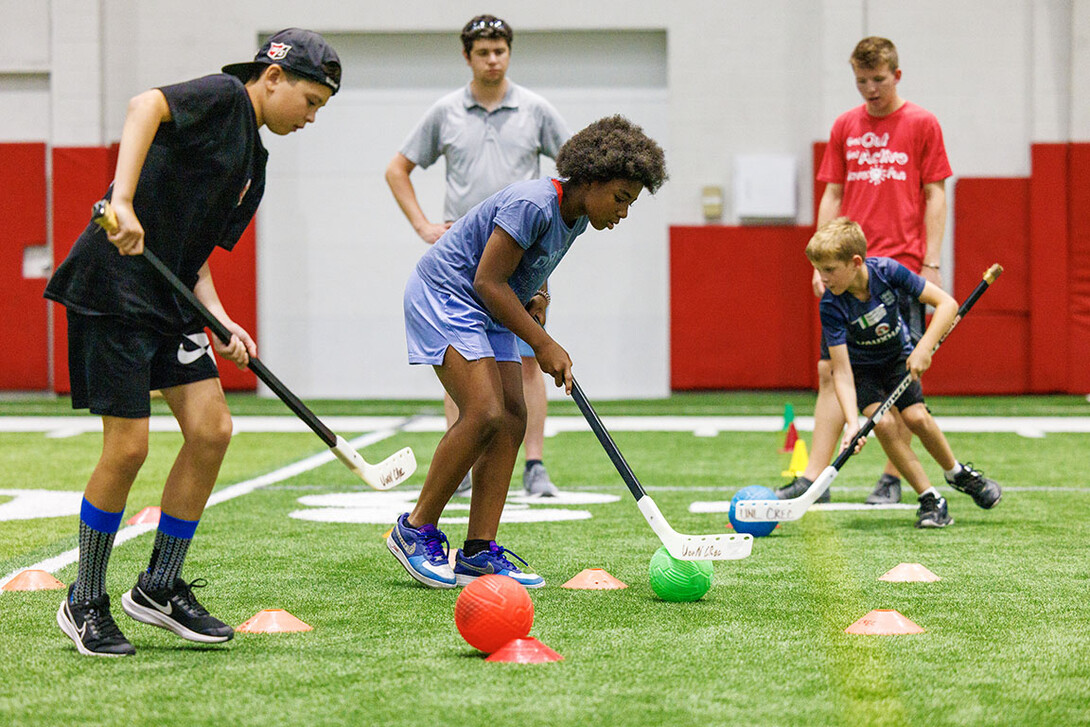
[108,89,172,255]
[474,227,572,392]
[193,261,256,368]
[384,153,451,244]
[812,183,844,295]
[905,280,957,379]
[828,343,864,452]
[921,180,947,287]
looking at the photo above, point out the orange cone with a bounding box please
[237,609,313,633]
[2,569,66,591]
[780,422,799,452]
[126,506,161,526]
[878,563,941,582]
[844,609,924,635]
[381,527,393,540]
[561,568,628,590]
[485,637,563,663]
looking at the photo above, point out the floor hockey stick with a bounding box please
[571,378,752,560]
[733,263,1003,523]
[92,200,415,490]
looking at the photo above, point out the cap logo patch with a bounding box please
[266,42,292,61]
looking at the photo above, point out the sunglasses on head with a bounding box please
[467,18,508,33]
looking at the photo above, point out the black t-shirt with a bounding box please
[46,74,268,333]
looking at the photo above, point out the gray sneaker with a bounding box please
[866,474,902,505]
[523,462,559,497]
[915,493,953,528]
[454,472,472,495]
[774,476,830,503]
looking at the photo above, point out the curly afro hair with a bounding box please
[555,115,668,194]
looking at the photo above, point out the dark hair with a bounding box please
[851,36,899,72]
[555,115,668,193]
[461,15,513,55]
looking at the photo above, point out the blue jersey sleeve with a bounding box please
[877,257,926,300]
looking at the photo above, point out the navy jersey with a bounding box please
[46,74,267,333]
[819,257,926,366]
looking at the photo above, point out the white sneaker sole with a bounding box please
[56,601,132,657]
[121,590,232,643]
[385,535,456,589]
[454,572,546,589]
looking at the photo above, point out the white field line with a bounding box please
[0,427,401,588]
[3,414,1090,436]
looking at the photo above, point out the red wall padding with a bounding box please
[0,144,49,389]
[1066,144,1090,392]
[670,226,815,389]
[1028,144,1069,391]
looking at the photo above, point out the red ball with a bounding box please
[454,575,535,653]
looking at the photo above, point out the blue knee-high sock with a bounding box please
[73,498,124,603]
[146,513,199,590]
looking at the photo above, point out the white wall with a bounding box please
[3,0,1087,397]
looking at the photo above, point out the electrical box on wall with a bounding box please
[733,154,797,224]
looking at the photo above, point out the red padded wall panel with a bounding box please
[1028,144,1070,391]
[952,178,1029,313]
[670,226,815,389]
[1066,143,1090,392]
[0,143,49,389]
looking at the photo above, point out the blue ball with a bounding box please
[729,485,779,537]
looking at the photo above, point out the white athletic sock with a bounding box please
[944,463,964,481]
[918,486,940,500]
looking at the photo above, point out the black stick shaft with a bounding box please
[831,264,1003,470]
[570,379,647,500]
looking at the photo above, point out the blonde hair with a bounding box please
[851,36,899,72]
[806,217,868,263]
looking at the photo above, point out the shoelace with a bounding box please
[485,543,530,572]
[80,597,126,639]
[175,578,212,617]
[418,527,450,564]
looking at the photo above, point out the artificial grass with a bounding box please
[1,403,1089,726]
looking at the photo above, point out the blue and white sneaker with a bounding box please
[386,513,456,589]
[454,542,545,589]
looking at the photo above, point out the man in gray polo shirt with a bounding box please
[386,14,569,497]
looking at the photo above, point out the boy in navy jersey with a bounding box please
[388,116,667,589]
[806,218,1001,529]
[47,29,340,657]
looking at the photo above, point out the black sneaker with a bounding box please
[915,493,953,528]
[946,463,1002,509]
[122,573,233,643]
[774,476,830,503]
[866,474,902,505]
[56,584,135,657]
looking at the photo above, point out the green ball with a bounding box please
[648,546,713,602]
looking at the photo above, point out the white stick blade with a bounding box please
[733,466,837,522]
[332,437,416,491]
[637,496,752,561]
[363,447,417,491]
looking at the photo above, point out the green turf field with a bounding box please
[1,393,1089,726]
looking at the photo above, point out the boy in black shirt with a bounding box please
[47,28,341,657]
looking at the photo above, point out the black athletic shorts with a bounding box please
[67,312,219,418]
[820,288,925,360]
[852,357,925,413]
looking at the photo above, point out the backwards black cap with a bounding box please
[223,28,341,94]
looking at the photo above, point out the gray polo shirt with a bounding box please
[399,81,570,221]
